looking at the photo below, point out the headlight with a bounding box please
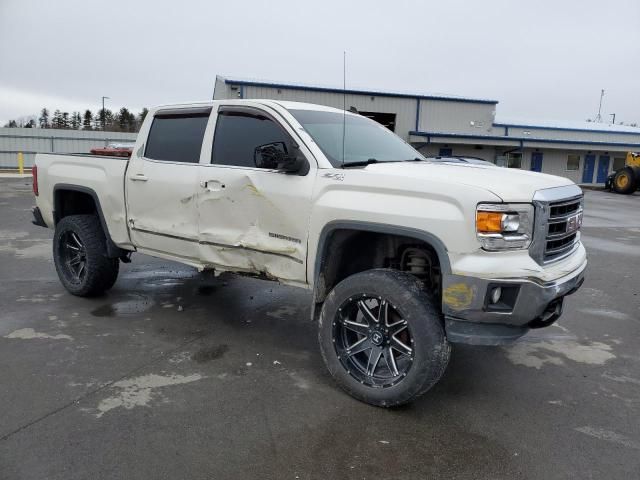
[476,203,534,250]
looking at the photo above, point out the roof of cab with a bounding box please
[151,99,347,115]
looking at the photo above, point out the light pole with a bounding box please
[101,96,110,130]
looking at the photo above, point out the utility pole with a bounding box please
[101,96,110,130]
[595,89,604,123]
[609,113,616,125]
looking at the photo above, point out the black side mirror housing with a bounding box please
[254,142,309,175]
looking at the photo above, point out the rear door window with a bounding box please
[145,109,211,163]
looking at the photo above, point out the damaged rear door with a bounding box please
[197,105,316,285]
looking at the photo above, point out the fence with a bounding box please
[0,127,137,169]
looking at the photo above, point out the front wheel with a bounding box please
[318,269,450,407]
[53,215,119,296]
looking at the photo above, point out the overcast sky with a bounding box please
[1,0,638,126]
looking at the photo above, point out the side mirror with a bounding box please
[254,142,309,175]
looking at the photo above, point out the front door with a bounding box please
[530,152,543,172]
[582,154,596,183]
[596,155,610,184]
[126,108,210,262]
[197,105,316,285]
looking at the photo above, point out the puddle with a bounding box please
[197,285,218,296]
[91,293,154,317]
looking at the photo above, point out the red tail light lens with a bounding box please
[32,165,39,196]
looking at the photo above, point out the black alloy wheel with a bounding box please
[333,295,414,388]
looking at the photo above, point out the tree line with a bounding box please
[3,107,149,132]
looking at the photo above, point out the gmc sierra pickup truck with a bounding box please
[32,100,587,406]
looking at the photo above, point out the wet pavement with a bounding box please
[0,177,639,479]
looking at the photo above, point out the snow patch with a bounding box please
[96,373,203,417]
[4,328,72,341]
[505,338,615,369]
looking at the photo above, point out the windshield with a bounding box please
[289,109,426,167]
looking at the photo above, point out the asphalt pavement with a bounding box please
[0,177,638,479]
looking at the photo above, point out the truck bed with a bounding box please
[35,153,134,249]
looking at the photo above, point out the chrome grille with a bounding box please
[529,186,584,265]
[543,197,583,262]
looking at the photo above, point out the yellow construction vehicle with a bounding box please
[606,152,640,194]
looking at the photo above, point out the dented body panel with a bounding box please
[34,99,587,344]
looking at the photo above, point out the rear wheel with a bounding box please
[612,167,637,194]
[53,215,119,296]
[318,269,450,407]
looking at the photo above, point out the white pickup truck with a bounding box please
[32,100,587,406]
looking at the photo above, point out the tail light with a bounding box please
[32,165,39,196]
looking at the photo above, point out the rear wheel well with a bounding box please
[53,187,130,260]
[315,229,443,306]
[54,189,98,222]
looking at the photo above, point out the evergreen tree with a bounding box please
[118,107,136,132]
[97,108,114,130]
[4,120,18,128]
[39,108,50,128]
[25,119,35,128]
[52,110,63,129]
[61,112,70,129]
[83,110,93,130]
[137,108,148,131]
[71,112,82,129]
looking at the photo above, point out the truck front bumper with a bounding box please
[442,260,586,345]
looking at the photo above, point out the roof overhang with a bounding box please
[409,131,640,151]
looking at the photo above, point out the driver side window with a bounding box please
[211,110,290,168]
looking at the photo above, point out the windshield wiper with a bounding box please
[342,158,386,168]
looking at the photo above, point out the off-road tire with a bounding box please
[318,268,450,407]
[53,215,119,296]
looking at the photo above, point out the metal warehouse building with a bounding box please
[0,128,137,169]
[214,75,640,185]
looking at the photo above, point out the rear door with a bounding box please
[126,107,211,262]
[196,104,316,285]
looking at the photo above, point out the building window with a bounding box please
[613,157,626,171]
[506,152,522,169]
[567,154,580,171]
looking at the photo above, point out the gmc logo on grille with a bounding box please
[566,212,583,233]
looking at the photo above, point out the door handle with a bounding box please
[131,174,148,182]
[201,180,225,191]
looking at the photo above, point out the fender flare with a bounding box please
[53,183,130,259]
[310,220,452,319]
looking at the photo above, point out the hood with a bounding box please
[362,161,575,202]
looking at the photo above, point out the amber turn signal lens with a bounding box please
[476,211,503,233]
